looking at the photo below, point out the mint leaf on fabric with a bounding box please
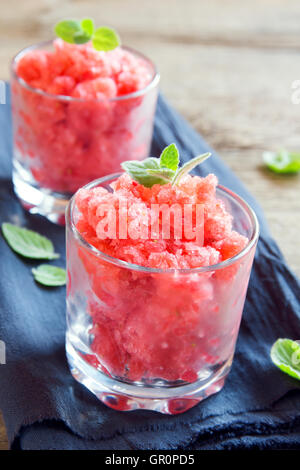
[263,150,300,174]
[270,338,300,381]
[172,152,211,185]
[2,223,59,260]
[92,27,120,51]
[32,264,66,287]
[159,143,179,171]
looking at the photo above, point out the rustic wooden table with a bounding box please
[1,0,300,450]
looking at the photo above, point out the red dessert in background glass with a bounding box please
[11,39,159,223]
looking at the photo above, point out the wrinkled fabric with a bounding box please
[0,84,299,450]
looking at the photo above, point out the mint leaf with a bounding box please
[32,264,66,287]
[147,168,175,183]
[160,143,179,171]
[54,20,82,44]
[2,223,59,260]
[172,152,211,185]
[73,19,94,44]
[121,158,169,188]
[263,150,300,174]
[81,18,94,36]
[92,26,120,51]
[270,338,300,381]
[73,31,92,44]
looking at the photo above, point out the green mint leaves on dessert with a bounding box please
[2,223,59,260]
[270,338,300,381]
[92,27,120,52]
[160,143,180,171]
[121,144,180,187]
[263,150,300,174]
[32,264,66,287]
[121,143,211,188]
[172,152,211,186]
[121,158,171,188]
[81,18,95,37]
[55,18,120,51]
[54,20,88,44]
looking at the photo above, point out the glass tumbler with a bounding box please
[66,175,259,414]
[11,42,159,224]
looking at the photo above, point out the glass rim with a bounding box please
[11,40,160,103]
[66,172,260,274]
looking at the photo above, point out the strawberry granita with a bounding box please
[65,169,259,413]
[75,173,246,269]
[11,39,159,198]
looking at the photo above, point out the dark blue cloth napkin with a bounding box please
[0,83,300,450]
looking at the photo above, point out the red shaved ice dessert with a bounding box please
[11,39,159,196]
[66,170,258,413]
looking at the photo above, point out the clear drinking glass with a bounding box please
[11,42,159,224]
[65,174,259,415]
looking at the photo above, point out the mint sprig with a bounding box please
[54,18,120,51]
[270,338,300,381]
[121,143,211,188]
[263,150,300,174]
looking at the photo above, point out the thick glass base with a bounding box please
[13,162,70,225]
[66,338,232,415]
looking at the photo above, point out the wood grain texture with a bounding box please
[0,0,300,451]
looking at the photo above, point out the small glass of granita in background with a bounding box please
[11,37,159,223]
[65,148,259,414]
